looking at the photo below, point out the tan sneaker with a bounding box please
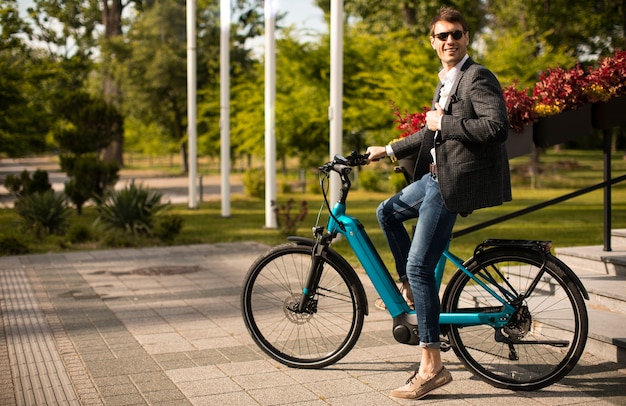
[374,298,387,310]
[390,367,452,400]
[374,281,415,311]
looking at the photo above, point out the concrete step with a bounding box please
[611,229,626,249]
[556,245,626,277]
[554,243,626,366]
[532,305,626,366]
[575,270,626,316]
[577,270,626,365]
[585,306,626,365]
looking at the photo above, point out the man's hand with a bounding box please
[365,146,387,163]
[426,103,444,131]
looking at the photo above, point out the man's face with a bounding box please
[430,21,469,70]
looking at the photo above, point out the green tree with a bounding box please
[195,0,266,167]
[476,30,577,89]
[53,92,123,154]
[28,0,142,166]
[124,116,178,158]
[226,64,265,160]
[224,5,446,167]
[0,0,30,50]
[99,0,134,165]
[274,31,329,167]
[342,27,440,147]
[119,0,265,172]
[116,0,189,170]
[487,0,625,58]
[61,154,120,214]
[0,0,51,156]
[27,0,99,59]
[316,0,486,39]
[52,92,122,213]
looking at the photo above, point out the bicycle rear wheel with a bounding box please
[241,243,366,368]
[442,247,587,390]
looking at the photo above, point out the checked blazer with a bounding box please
[390,57,512,214]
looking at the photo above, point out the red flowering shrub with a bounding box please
[390,100,430,138]
[533,65,590,116]
[502,83,536,132]
[587,50,626,102]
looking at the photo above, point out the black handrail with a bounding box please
[452,173,626,239]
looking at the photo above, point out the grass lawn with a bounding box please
[2,148,626,282]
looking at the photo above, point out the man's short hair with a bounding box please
[429,6,468,36]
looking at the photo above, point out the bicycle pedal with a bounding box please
[440,341,451,352]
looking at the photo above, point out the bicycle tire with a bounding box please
[442,247,588,391]
[241,243,366,368]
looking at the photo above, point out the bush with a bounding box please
[359,170,383,192]
[96,183,167,235]
[243,168,265,199]
[307,179,322,194]
[30,170,53,195]
[15,191,71,238]
[272,199,308,236]
[61,154,120,214]
[0,235,31,256]
[66,224,93,244]
[389,172,409,193]
[102,230,139,248]
[279,181,293,194]
[154,214,184,242]
[3,169,52,197]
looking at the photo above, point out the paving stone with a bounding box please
[1,242,625,405]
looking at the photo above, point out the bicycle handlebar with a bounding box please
[319,151,370,175]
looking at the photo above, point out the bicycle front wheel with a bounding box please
[241,243,366,368]
[442,247,588,391]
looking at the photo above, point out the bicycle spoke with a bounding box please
[444,248,587,390]
[242,244,364,368]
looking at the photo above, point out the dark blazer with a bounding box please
[391,57,512,214]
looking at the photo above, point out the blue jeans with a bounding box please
[377,173,457,346]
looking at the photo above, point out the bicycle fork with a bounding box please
[295,239,327,314]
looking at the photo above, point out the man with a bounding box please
[365,6,511,400]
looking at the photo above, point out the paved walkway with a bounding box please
[1,242,625,405]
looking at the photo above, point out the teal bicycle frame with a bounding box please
[327,201,516,328]
[242,152,588,389]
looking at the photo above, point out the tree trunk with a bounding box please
[180,143,189,173]
[100,0,125,166]
[402,3,416,26]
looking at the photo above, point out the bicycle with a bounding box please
[241,151,589,391]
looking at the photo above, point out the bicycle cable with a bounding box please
[317,168,345,233]
[315,151,370,235]
[313,172,327,234]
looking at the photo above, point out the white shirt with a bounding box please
[431,54,469,163]
[388,54,469,160]
[437,54,469,114]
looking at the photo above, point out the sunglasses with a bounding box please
[432,30,465,41]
